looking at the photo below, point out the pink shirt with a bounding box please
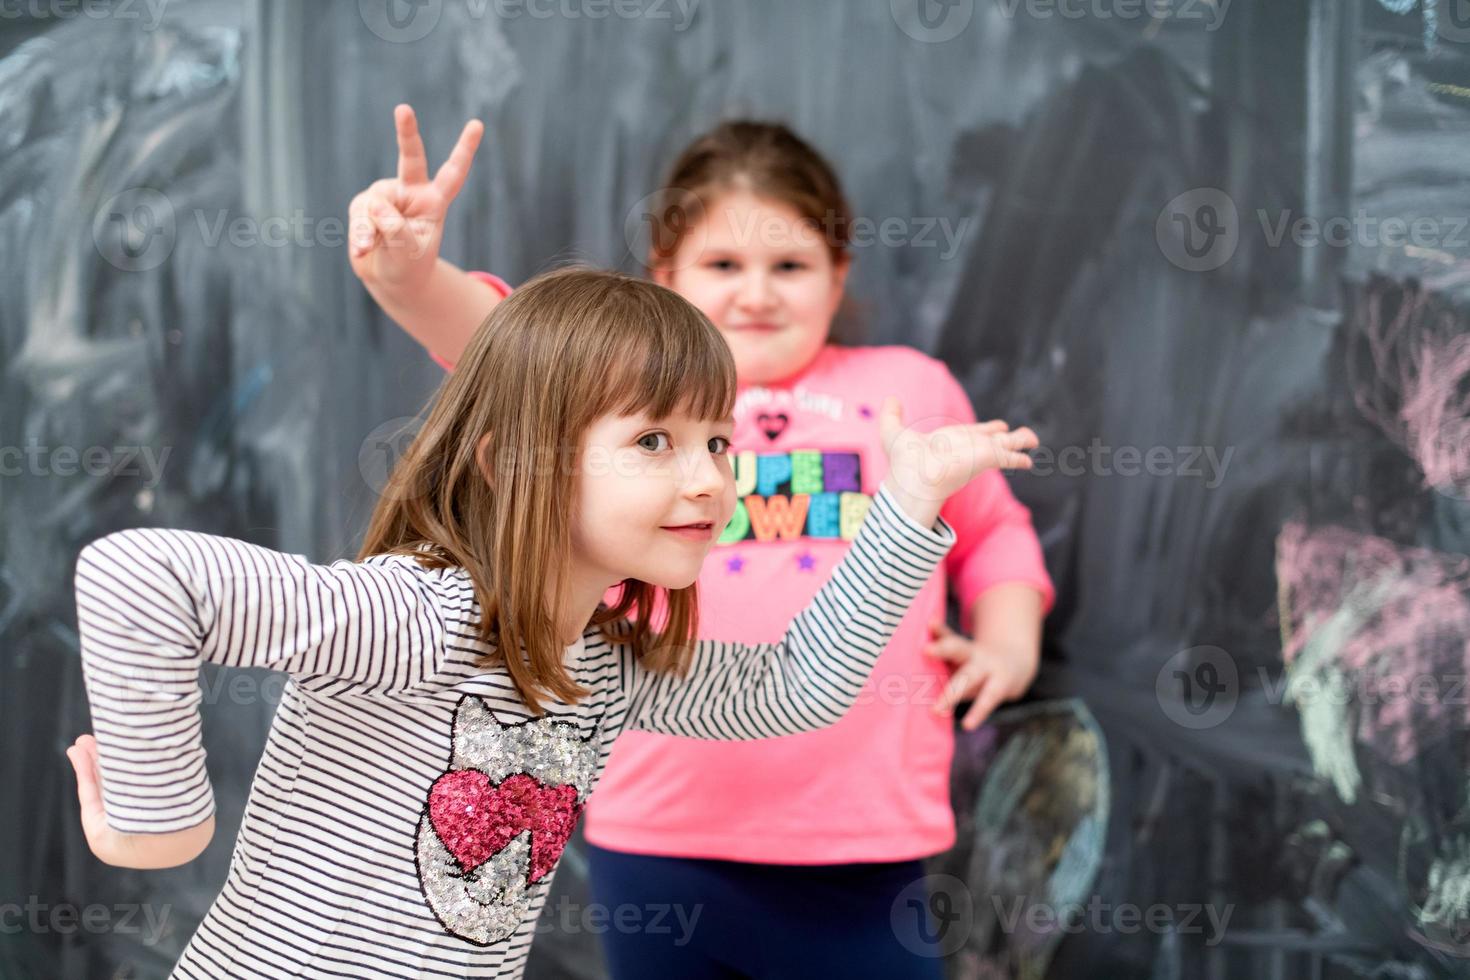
[437,273,1054,863]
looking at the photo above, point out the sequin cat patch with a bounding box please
[415,695,599,946]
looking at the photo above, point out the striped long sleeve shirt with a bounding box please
[74,485,954,979]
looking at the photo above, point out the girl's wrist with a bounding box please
[878,477,943,530]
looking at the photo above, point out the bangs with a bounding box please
[583,281,737,424]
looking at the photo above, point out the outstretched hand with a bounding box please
[348,104,484,292]
[66,733,214,869]
[877,397,1039,528]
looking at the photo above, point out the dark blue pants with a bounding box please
[585,842,950,979]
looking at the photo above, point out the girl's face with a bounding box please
[657,189,850,387]
[570,407,737,590]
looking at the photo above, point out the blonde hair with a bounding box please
[358,266,737,713]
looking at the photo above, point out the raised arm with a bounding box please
[348,104,503,366]
[618,484,954,738]
[71,529,445,844]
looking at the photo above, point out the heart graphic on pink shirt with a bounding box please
[757,411,789,442]
[427,770,581,883]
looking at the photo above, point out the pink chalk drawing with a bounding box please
[1275,520,1470,789]
[1349,277,1470,500]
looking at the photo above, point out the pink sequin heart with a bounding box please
[427,770,581,882]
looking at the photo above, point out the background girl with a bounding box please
[350,107,1055,977]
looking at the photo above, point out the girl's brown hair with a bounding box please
[358,266,737,713]
[646,121,860,343]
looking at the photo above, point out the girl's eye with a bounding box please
[776,260,806,272]
[707,259,738,272]
[637,432,671,452]
[709,436,732,455]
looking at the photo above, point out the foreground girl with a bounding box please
[66,267,1037,978]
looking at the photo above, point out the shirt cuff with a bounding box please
[431,271,514,372]
[870,483,957,559]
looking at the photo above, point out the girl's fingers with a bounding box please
[935,661,982,714]
[925,637,973,663]
[395,104,430,185]
[877,396,903,455]
[348,193,379,257]
[357,194,417,257]
[961,681,1005,730]
[68,737,104,816]
[432,119,485,202]
[1004,426,1039,450]
[984,427,1038,470]
[928,618,960,640]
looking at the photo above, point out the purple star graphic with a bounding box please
[725,555,745,574]
[858,404,874,419]
[796,552,816,571]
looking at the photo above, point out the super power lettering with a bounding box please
[718,450,872,543]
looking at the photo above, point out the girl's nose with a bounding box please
[682,449,728,499]
[735,269,777,311]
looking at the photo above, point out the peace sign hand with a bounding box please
[348,104,484,293]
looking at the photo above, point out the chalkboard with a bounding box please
[2,1,1468,977]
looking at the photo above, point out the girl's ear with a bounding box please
[476,432,494,486]
[828,255,851,317]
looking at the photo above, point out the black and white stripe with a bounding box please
[73,485,953,979]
